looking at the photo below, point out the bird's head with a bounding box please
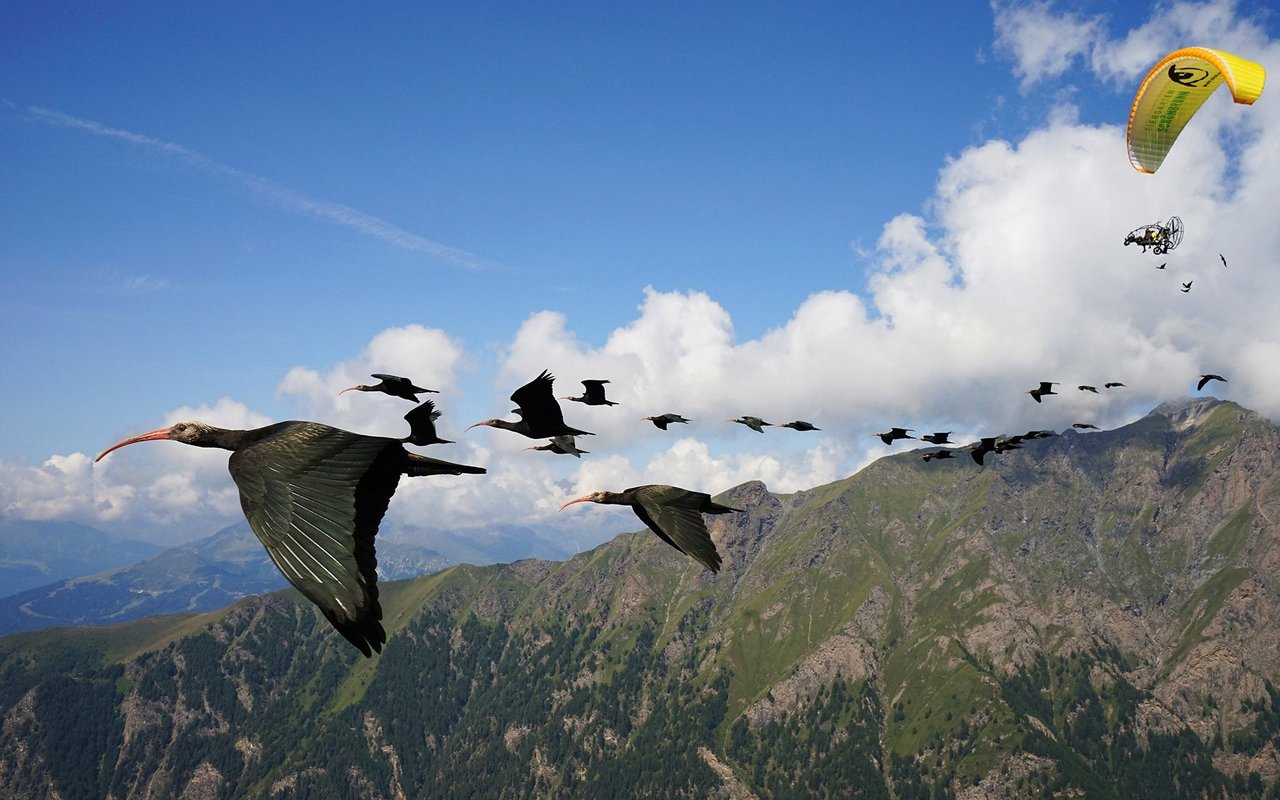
[558,490,612,510]
[96,420,219,462]
[338,384,372,395]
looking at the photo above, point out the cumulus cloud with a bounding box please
[4,1,1278,556]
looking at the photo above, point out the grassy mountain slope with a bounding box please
[1,398,1278,799]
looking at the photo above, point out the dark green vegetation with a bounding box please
[2,398,1279,799]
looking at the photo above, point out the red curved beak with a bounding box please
[95,427,172,462]
[558,495,592,512]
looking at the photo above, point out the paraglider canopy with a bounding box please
[1127,47,1266,174]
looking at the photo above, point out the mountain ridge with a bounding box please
[1,398,1278,799]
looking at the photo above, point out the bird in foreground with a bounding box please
[1197,374,1227,391]
[1078,385,1099,393]
[340,373,436,402]
[559,485,740,572]
[919,432,953,444]
[969,437,999,465]
[1104,382,1126,389]
[467,370,594,439]
[1181,281,1193,293]
[96,419,486,656]
[643,413,690,430]
[1027,382,1058,403]
[1072,423,1099,430]
[525,435,589,458]
[563,379,618,406]
[775,420,820,432]
[729,416,770,433]
[402,399,453,447]
[874,427,914,446]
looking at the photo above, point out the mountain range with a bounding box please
[0,523,451,637]
[0,518,161,596]
[1,397,1277,799]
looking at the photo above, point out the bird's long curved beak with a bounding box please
[95,427,172,462]
[464,421,488,433]
[338,386,360,395]
[558,495,592,512]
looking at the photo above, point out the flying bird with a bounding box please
[1156,262,1167,270]
[467,370,594,439]
[874,427,914,445]
[1181,281,1193,293]
[525,435,589,458]
[96,419,486,656]
[559,485,741,572]
[563,379,617,407]
[729,416,770,433]
[402,399,453,447]
[1022,429,1058,439]
[1104,382,1126,389]
[1197,374,1227,391]
[1072,423,1099,430]
[1078,385,1099,393]
[340,373,436,402]
[1027,382,1058,403]
[775,420,821,432]
[919,432,953,444]
[921,449,955,462]
[969,437,999,465]
[1219,253,1227,268]
[643,413,690,430]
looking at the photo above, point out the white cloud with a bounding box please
[992,0,1105,90]
[4,2,1278,557]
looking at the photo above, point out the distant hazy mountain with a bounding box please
[3,399,1279,799]
[0,522,451,636]
[0,518,162,595]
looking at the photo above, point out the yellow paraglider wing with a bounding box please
[1127,46,1266,173]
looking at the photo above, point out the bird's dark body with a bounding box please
[472,370,594,439]
[567,380,617,406]
[98,419,485,657]
[645,413,690,430]
[562,484,740,573]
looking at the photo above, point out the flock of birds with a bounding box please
[95,365,1230,657]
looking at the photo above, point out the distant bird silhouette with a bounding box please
[340,373,436,402]
[1022,429,1058,439]
[775,420,821,432]
[919,432,953,444]
[96,419,485,656]
[560,485,741,572]
[969,437,999,465]
[1156,262,1167,270]
[643,413,690,430]
[468,370,594,439]
[1104,382,1126,389]
[563,379,617,406]
[1078,385,1099,393]
[402,399,453,446]
[729,416,770,433]
[1219,253,1227,268]
[1072,423,1099,430]
[874,427,914,445]
[921,449,955,462]
[525,435,588,458]
[1197,374,1227,391]
[1027,382,1058,403]
[1181,281,1193,292]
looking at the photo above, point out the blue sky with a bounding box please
[3,2,1279,549]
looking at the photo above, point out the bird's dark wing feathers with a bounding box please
[510,370,569,434]
[229,422,397,656]
[629,485,724,572]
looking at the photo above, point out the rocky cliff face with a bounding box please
[1,399,1278,799]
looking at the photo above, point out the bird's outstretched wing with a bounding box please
[628,485,725,572]
[511,370,571,436]
[228,422,398,656]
